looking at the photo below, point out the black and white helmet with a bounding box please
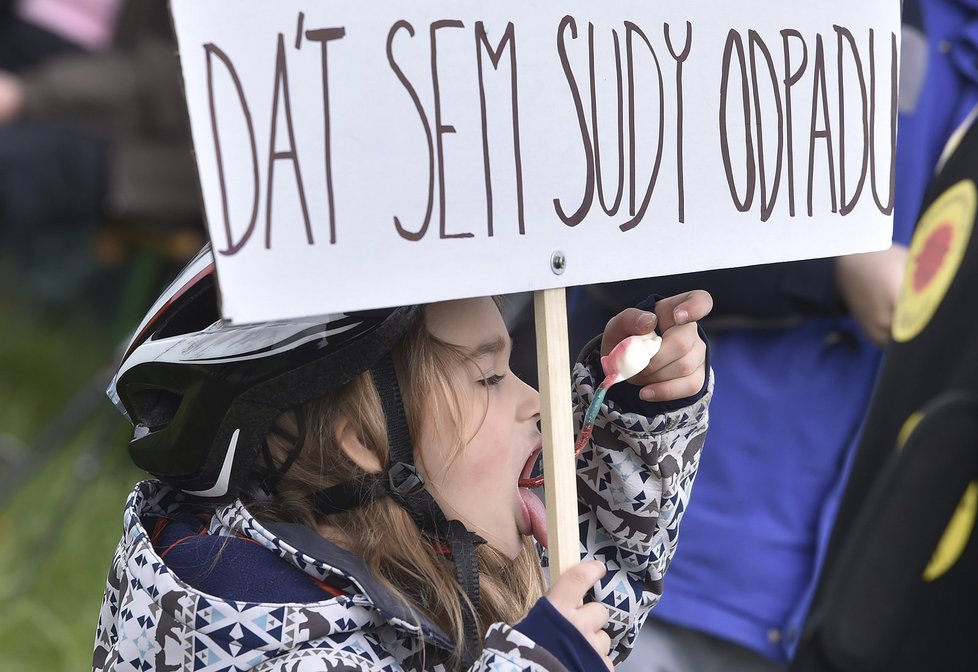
[113,246,489,663]
[108,245,422,500]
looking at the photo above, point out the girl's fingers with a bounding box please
[543,562,613,669]
[601,291,712,361]
[640,344,706,385]
[600,308,657,358]
[578,605,613,672]
[546,561,606,611]
[578,601,611,631]
[618,307,658,335]
[627,323,702,384]
[592,631,614,671]
[654,289,713,333]
[629,323,706,400]
[639,373,705,403]
[637,343,706,401]
[600,292,710,403]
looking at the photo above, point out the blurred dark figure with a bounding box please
[0,0,198,263]
[789,103,978,672]
[509,1,978,670]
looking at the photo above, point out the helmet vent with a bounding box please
[155,281,219,340]
[128,388,183,429]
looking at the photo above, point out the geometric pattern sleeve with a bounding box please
[570,347,712,666]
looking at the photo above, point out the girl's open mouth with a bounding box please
[518,445,543,488]
[518,444,547,547]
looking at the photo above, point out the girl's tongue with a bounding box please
[518,488,548,548]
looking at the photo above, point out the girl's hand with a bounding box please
[601,290,713,402]
[545,560,614,671]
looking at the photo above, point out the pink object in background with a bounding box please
[17,0,124,52]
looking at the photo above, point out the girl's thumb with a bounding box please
[548,561,606,608]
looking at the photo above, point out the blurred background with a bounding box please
[0,0,201,667]
[0,246,185,671]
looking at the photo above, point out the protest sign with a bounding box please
[170,0,900,578]
[171,0,899,324]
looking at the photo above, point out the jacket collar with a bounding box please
[263,518,455,649]
[207,491,456,651]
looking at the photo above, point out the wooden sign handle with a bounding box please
[533,287,579,579]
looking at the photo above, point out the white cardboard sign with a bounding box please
[170,0,900,323]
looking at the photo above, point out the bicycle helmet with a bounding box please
[108,245,423,500]
[110,246,486,665]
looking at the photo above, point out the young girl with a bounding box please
[93,246,712,672]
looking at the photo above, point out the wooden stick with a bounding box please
[533,287,579,579]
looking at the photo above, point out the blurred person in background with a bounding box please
[0,0,198,268]
[507,0,978,670]
[786,103,978,672]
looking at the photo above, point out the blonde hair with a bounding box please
[247,311,546,667]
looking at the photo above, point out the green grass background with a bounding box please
[0,250,171,670]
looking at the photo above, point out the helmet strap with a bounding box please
[310,352,486,664]
[260,405,307,494]
[447,518,483,670]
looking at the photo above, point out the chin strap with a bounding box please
[260,405,307,494]
[310,352,485,668]
[446,518,484,670]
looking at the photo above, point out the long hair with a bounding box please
[246,310,546,667]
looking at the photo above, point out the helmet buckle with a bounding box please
[386,461,425,499]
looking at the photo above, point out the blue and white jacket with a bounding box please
[92,348,712,671]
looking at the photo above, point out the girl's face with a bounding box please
[420,297,542,559]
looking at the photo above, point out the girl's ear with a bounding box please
[334,417,383,474]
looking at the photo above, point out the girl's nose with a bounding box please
[518,375,541,420]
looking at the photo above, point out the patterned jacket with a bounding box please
[93,349,712,671]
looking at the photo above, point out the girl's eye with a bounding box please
[478,374,505,387]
